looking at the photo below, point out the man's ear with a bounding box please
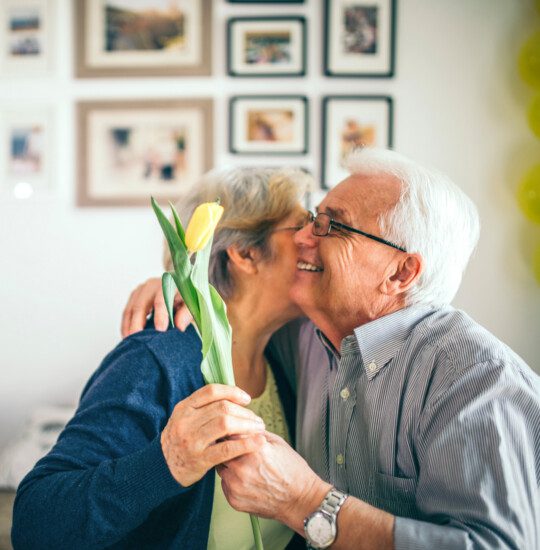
[226,245,261,275]
[382,253,424,296]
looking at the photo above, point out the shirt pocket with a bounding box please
[372,471,420,519]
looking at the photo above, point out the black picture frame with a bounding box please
[321,95,393,188]
[229,95,309,155]
[324,0,397,78]
[227,16,307,77]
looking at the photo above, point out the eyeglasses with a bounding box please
[305,211,407,252]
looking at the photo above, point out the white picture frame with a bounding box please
[0,0,53,76]
[0,107,53,198]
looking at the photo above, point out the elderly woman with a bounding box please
[12,167,312,550]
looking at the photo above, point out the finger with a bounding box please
[186,384,251,409]
[153,288,169,332]
[175,305,193,332]
[127,305,151,336]
[198,413,265,447]
[121,285,141,338]
[205,434,265,468]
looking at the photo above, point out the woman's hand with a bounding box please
[161,384,266,487]
[121,277,192,337]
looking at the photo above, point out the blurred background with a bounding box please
[0,0,539,459]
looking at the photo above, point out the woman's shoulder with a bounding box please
[83,325,204,404]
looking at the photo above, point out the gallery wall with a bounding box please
[0,0,539,450]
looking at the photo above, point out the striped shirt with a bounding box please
[270,305,540,549]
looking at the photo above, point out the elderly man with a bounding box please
[123,149,539,549]
[216,149,540,549]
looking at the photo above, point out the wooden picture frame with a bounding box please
[227,16,306,77]
[321,95,393,188]
[324,0,396,77]
[229,95,308,155]
[77,99,213,207]
[74,0,212,78]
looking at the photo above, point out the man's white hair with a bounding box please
[345,148,480,307]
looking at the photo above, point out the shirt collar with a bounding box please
[353,305,435,380]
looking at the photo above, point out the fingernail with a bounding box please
[240,391,251,404]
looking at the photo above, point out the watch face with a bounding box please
[307,513,334,547]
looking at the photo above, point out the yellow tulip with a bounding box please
[185,201,224,253]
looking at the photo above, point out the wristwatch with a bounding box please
[304,487,349,549]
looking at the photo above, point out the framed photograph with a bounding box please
[229,96,308,155]
[321,96,393,188]
[77,99,213,207]
[324,0,396,77]
[0,108,53,198]
[74,0,211,78]
[227,16,306,77]
[0,0,53,75]
[228,1,304,4]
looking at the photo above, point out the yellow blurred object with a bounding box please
[533,242,540,284]
[518,31,540,89]
[185,201,224,253]
[517,165,540,224]
[528,95,540,138]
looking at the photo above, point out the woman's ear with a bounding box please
[382,253,424,296]
[226,245,261,275]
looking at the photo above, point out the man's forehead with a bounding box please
[319,173,400,217]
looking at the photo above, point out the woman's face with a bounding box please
[257,205,307,324]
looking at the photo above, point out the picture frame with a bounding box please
[0,0,53,75]
[77,99,213,207]
[228,1,304,4]
[229,96,308,155]
[74,0,212,78]
[321,95,393,188]
[324,0,396,77]
[0,107,54,198]
[227,16,306,77]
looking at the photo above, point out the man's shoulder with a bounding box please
[409,307,538,402]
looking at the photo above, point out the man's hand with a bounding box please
[161,384,267,487]
[218,432,331,532]
[121,277,192,337]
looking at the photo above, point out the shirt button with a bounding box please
[340,388,350,400]
[368,362,377,373]
[336,454,345,465]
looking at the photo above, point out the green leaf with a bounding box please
[152,197,202,327]
[151,197,188,275]
[168,201,186,244]
[161,272,177,327]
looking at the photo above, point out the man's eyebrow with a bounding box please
[323,206,348,220]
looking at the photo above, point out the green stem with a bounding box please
[250,514,264,550]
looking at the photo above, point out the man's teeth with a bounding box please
[297,261,323,272]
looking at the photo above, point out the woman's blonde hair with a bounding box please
[164,166,312,298]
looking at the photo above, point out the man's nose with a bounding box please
[294,221,317,247]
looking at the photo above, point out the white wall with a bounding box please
[1,0,539,449]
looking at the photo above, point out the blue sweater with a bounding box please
[12,325,296,549]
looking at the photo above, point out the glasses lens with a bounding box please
[312,213,329,236]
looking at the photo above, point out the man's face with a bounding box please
[290,173,403,338]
